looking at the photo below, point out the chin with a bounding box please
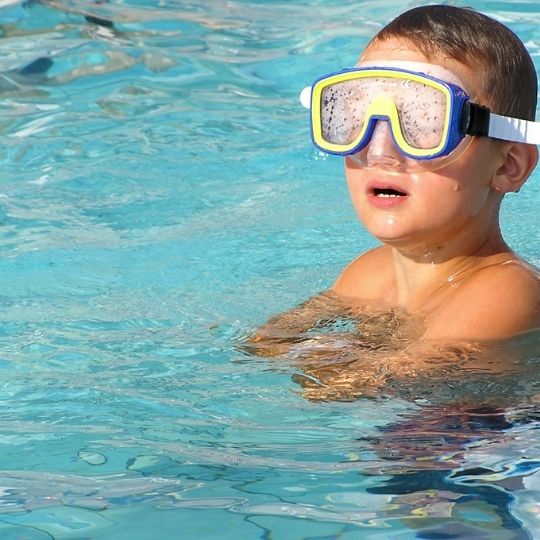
[371,233,412,246]
[360,217,412,244]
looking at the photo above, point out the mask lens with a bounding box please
[318,74,449,153]
[397,79,447,150]
[320,79,374,146]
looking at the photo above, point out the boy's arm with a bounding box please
[296,333,536,402]
[244,291,348,357]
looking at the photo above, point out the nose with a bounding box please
[363,120,406,169]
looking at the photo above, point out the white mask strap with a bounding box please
[489,113,540,144]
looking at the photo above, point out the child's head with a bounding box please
[301,4,539,250]
[324,6,539,251]
[368,5,537,120]
[301,5,539,175]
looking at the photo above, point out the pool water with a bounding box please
[0,0,539,538]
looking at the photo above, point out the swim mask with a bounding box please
[300,61,540,172]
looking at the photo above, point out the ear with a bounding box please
[492,142,538,193]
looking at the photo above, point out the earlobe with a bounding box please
[492,143,538,193]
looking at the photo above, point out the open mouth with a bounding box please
[372,187,408,198]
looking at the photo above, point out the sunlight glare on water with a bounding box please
[0,0,539,538]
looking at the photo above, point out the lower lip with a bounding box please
[367,193,409,209]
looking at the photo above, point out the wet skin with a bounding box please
[333,37,540,339]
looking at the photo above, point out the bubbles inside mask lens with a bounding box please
[320,76,448,151]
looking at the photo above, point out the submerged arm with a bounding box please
[243,290,351,357]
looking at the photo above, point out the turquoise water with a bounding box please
[0,0,539,538]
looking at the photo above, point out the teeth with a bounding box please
[376,193,401,197]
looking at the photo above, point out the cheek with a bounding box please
[432,153,494,215]
[344,161,367,210]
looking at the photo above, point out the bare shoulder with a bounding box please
[425,259,540,340]
[332,245,393,299]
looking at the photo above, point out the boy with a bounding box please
[247,5,539,395]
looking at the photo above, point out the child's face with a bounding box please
[345,38,505,252]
